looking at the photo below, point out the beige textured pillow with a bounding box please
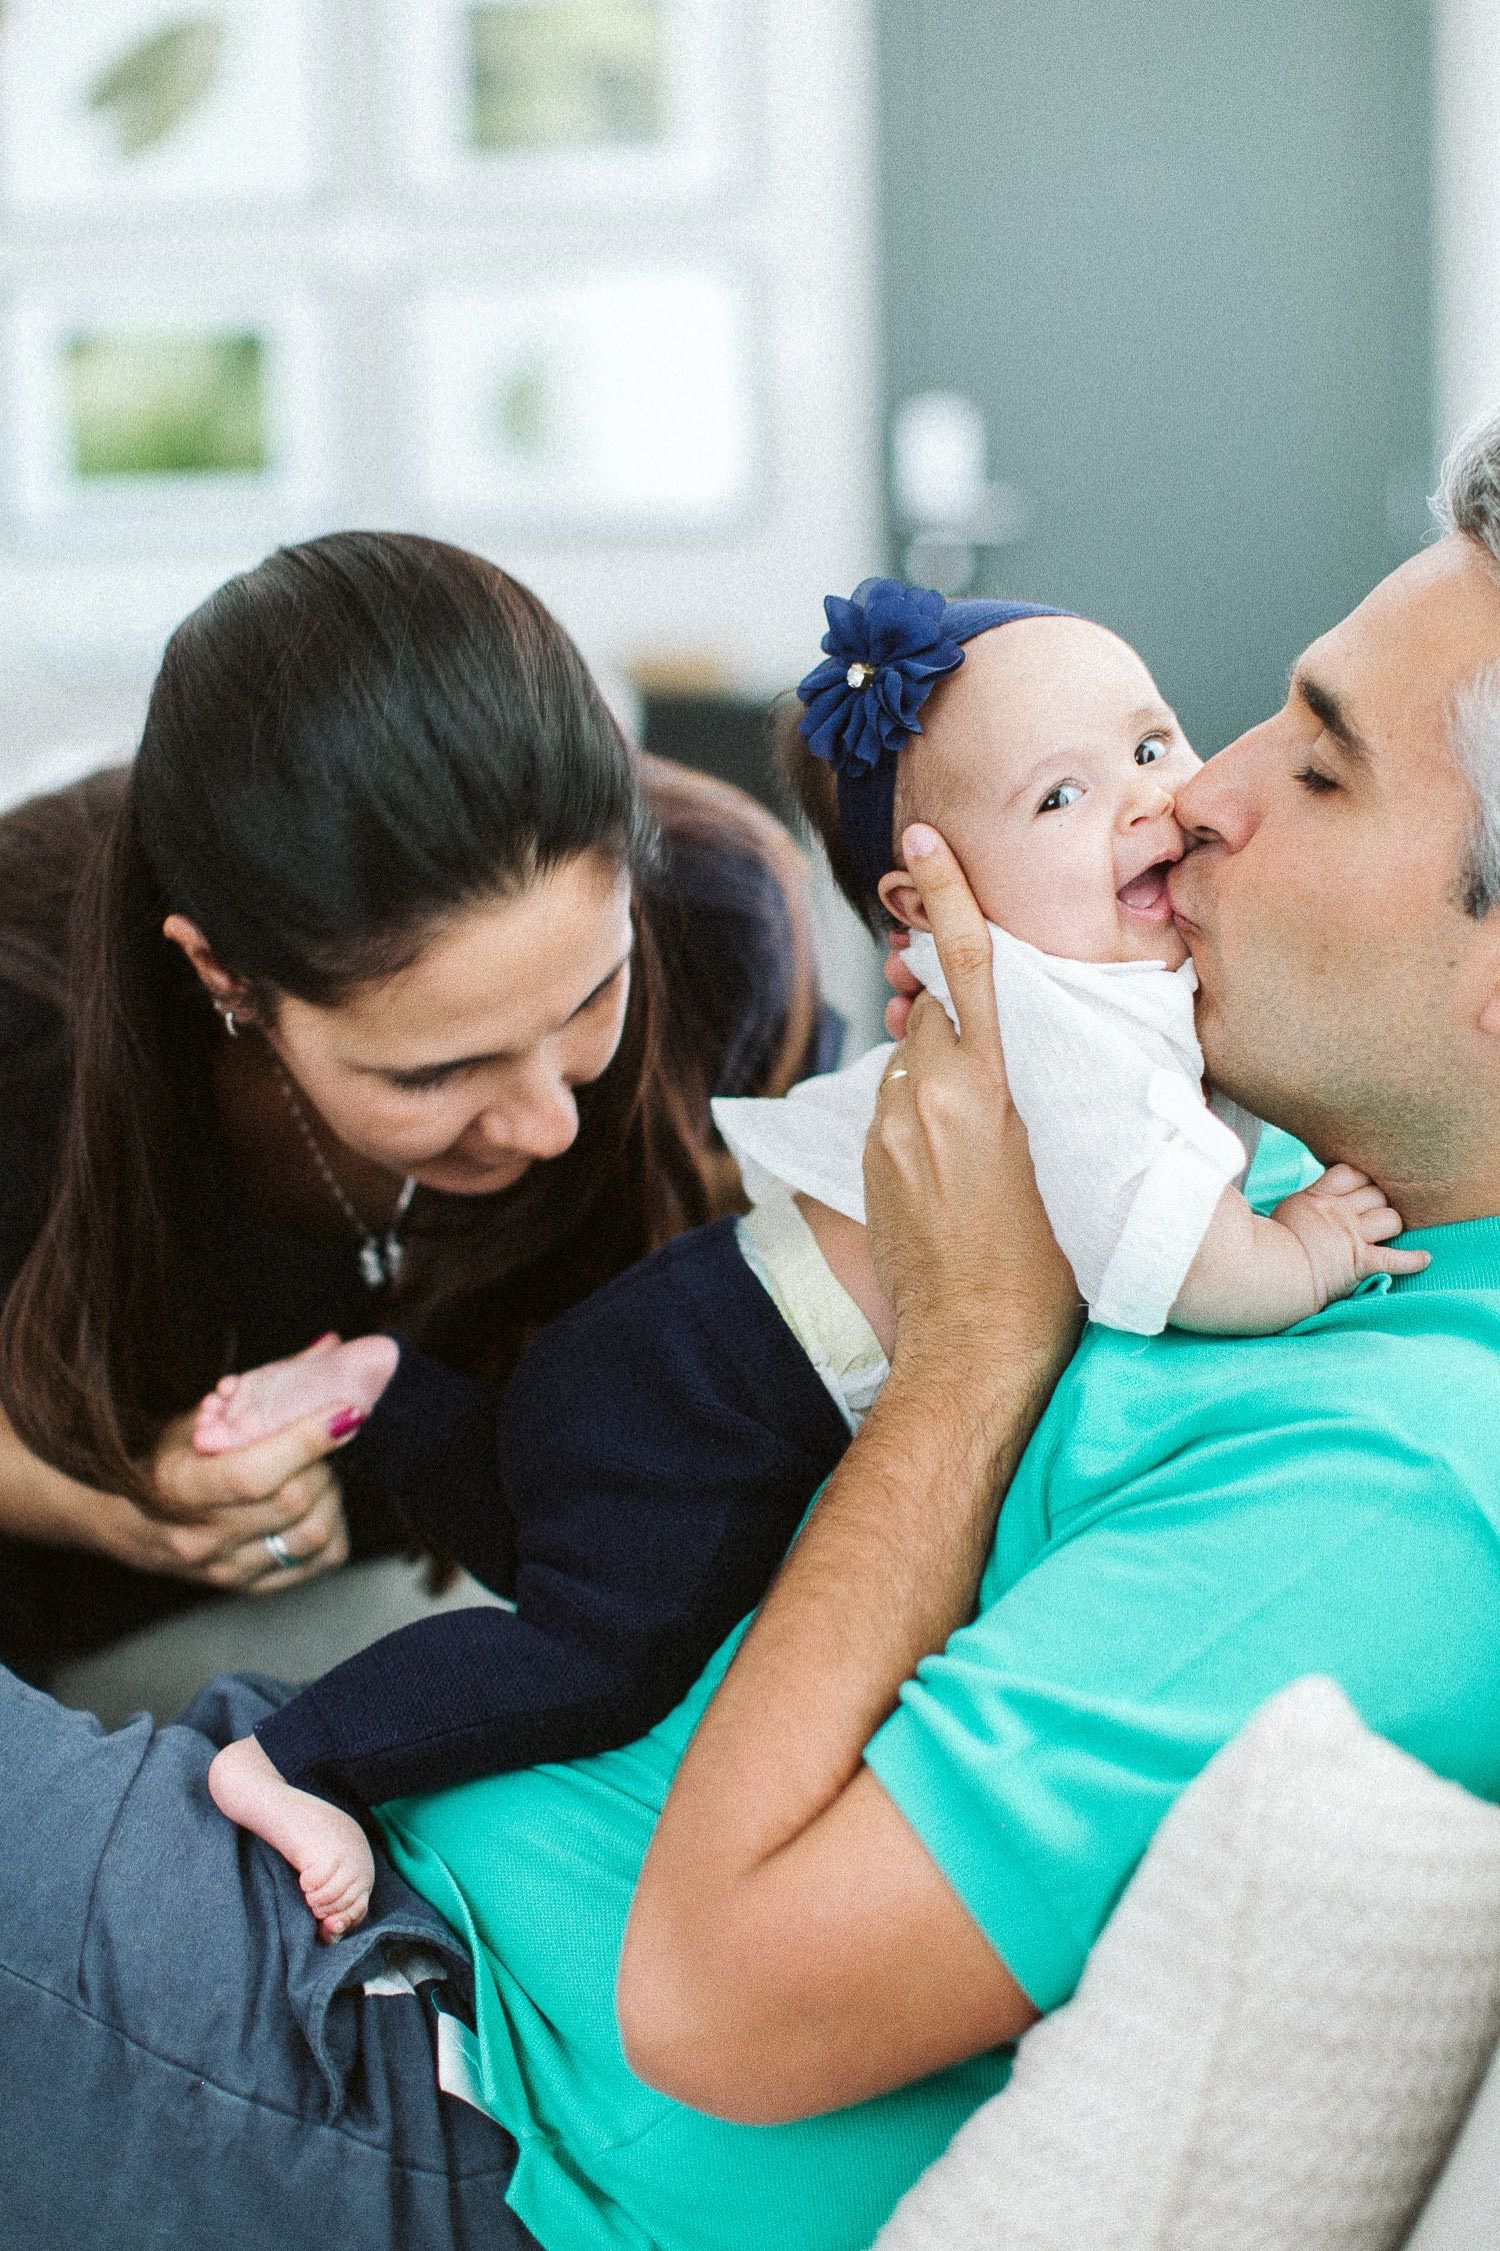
[876,1678,1500,2251]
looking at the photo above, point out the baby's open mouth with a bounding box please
[1116,862,1176,921]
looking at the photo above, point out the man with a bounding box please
[618,412,1500,2138]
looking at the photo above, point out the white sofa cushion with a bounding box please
[875,1676,1500,2251]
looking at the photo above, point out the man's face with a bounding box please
[1168,534,1500,1198]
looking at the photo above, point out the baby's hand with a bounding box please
[194,1332,400,1455]
[1272,1165,1431,1310]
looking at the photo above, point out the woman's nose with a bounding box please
[476,1066,579,1161]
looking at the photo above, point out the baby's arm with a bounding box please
[1170,1165,1431,1335]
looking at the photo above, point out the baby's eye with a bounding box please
[1134,734,1170,765]
[1038,781,1084,814]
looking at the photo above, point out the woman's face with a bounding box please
[268,852,635,1196]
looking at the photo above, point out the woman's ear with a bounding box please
[876,870,933,932]
[161,914,256,1020]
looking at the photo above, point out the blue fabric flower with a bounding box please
[796,578,966,776]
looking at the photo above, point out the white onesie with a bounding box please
[715,923,1263,1337]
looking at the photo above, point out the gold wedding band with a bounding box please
[263,1531,298,1570]
[881,1066,910,1088]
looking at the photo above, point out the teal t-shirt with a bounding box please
[378,1142,1500,2251]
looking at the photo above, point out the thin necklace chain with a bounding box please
[265,1043,417,1292]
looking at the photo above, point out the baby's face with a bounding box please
[889,617,1200,967]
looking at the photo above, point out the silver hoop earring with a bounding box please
[215,1003,240,1038]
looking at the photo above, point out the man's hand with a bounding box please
[882,925,921,1039]
[865,825,1080,1397]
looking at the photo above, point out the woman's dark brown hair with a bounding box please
[0,532,807,1499]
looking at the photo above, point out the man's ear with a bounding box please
[876,870,933,932]
[161,914,256,1019]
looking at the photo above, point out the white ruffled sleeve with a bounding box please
[1089,1071,1249,1334]
[711,1042,891,1224]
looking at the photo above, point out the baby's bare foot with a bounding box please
[208,1734,375,1942]
[194,1333,399,1454]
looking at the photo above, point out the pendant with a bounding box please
[358,1238,387,1291]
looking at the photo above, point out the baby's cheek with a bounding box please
[987,860,1109,958]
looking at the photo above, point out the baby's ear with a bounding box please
[877,869,932,931]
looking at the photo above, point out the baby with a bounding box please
[204,580,1424,1939]
[717,581,1419,1338]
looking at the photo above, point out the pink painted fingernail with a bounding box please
[903,823,938,859]
[328,1408,366,1441]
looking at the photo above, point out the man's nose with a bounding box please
[1175,730,1261,852]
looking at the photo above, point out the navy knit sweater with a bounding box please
[253,1215,850,1807]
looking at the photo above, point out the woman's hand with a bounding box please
[863,824,1081,1395]
[102,1410,357,1595]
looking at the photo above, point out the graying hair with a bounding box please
[1433,410,1500,916]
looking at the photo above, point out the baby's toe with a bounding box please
[192,1406,232,1455]
[301,1866,345,1913]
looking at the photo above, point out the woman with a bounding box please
[0,531,832,1685]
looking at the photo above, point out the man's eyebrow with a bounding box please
[1290,668,1373,767]
[363,952,632,1079]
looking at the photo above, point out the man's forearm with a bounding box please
[658,1339,1051,1871]
[619,1326,1060,2113]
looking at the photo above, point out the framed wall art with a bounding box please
[4,288,331,530]
[0,0,320,211]
[411,267,755,531]
[387,0,741,204]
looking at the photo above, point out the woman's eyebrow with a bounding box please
[1291,667,1373,767]
[365,953,632,1078]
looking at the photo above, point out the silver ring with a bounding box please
[881,1066,910,1088]
[263,1531,298,1570]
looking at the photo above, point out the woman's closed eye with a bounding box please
[1293,764,1339,795]
[386,1060,464,1093]
[1038,780,1085,814]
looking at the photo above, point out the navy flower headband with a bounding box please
[796,576,1071,914]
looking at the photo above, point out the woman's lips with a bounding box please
[1115,862,1176,922]
[415,1150,532,1194]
